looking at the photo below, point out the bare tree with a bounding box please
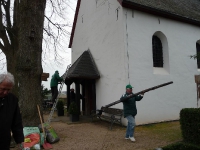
[43,0,73,67]
[0,0,73,126]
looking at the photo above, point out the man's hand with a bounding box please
[140,92,145,96]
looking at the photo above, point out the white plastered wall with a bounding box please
[71,0,127,111]
[123,9,200,125]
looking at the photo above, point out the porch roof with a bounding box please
[65,50,100,80]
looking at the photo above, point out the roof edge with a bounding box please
[68,0,81,48]
[122,0,200,27]
[87,49,100,77]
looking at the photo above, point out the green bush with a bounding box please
[68,102,79,115]
[162,142,182,150]
[56,100,64,111]
[180,108,200,146]
[162,108,200,150]
[162,142,200,150]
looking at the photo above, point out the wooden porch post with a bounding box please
[92,80,96,111]
[67,84,71,110]
[81,82,85,114]
[75,81,81,115]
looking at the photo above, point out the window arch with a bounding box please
[197,42,200,69]
[152,31,169,75]
[152,36,163,67]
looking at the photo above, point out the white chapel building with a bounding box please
[66,0,200,125]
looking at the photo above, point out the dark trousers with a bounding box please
[51,86,58,104]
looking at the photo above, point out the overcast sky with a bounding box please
[40,0,77,90]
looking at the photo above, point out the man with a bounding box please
[70,88,84,103]
[121,84,144,142]
[50,70,63,104]
[70,88,75,102]
[0,72,24,149]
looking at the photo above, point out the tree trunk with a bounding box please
[16,0,46,126]
[6,48,19,97]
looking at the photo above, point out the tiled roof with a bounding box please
[122,0,200,25]
[66,50,100,79]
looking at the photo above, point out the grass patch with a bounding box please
[136,121,182,142]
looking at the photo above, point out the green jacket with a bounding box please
[50,71,63,87]
[121,93,143,118]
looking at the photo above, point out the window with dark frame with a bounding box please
[152,36,163,67]
[196,43,200,69]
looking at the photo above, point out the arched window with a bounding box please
[197,42,200,69]
[152,36,163,67]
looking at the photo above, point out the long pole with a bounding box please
[104,81,173,108]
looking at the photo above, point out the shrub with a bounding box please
[68,102,79,115]
[56,100,64,111]
[162,142,200,150]
[180,108,200,146]
[162,142,182,150]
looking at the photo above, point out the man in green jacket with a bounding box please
[121,84,144,142]
[50,71,63,104]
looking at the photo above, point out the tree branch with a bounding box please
[3,0,11,28]
[0,0,12,50]
[0,0,3,29]
[3,0,14,46]
[44,15,69,31]
[0,41,5,51]
[0,26,10,51]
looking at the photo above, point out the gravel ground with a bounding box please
[11,115,181,150]
[49,121,180,150]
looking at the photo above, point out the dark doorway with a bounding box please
[83,80,96,115]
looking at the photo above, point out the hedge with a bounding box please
[180,108,200,146]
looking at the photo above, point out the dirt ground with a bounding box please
[41,113,181,150]
[48,121,181,150]
[11,115,182,150]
